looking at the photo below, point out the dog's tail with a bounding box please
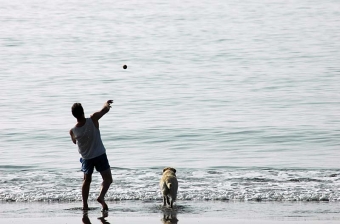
[166,182,172,189]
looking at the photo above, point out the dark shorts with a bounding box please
[80,153,110,175]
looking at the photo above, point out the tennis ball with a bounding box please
[123,65,127,69]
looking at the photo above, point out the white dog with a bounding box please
[160,167,178,208]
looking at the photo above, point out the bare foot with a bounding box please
[97,197,108,211]
[82,205,89,211]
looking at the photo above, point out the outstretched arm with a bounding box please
[90,100,113,128]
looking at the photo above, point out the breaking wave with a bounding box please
[1,167,339,202]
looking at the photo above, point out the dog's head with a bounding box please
[163,167,176,174]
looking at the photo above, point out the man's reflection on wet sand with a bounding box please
[82,211,91,224]
[82,211,110,224]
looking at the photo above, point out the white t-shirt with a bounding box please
[72,118,106,159]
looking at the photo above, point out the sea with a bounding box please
[0,0,340,221]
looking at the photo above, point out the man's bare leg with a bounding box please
[97,168,112,211]
[82,173,92,210]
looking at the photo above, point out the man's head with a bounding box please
[71,103,84,119]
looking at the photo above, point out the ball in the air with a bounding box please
[123,65,127,69]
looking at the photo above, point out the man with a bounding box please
[69,100,113,211]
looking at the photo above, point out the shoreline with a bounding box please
[1,201,340,223]
[2,214,340,224]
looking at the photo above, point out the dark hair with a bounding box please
[71,103,84,119]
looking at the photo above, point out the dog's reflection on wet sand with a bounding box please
[161,210,178,224]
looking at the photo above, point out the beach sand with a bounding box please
[3,216,340,224]
[2,214,340,224]
[1,201,339,224]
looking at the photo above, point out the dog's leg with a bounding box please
[163,196,168,206]
[170,198,174,208]
[166,196,170,206]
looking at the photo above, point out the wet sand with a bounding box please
[2,215,340,224]
[1,201,339,224]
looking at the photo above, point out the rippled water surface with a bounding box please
[0,0,340,219]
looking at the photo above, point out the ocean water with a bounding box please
[0,0,340,219]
